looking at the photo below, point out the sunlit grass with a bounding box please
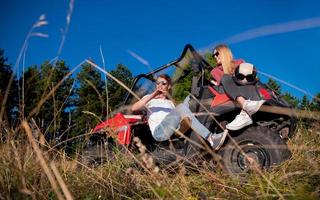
[0,120,319,199]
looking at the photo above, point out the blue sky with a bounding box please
[1,0,320,99]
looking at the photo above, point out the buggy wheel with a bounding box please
[81,135,114,167]
[219,126,291,174]
[81,144,110,167]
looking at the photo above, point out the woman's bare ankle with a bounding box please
[236,96,246,107]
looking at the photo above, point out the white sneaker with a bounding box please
[226,110,253,130]
[243,99,265,116]
[208,129,228,150]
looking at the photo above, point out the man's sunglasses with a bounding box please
[236,73,256,82]
[156,81,168,86]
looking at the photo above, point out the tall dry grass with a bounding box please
[1,1,320,199]
[0,120,319,199]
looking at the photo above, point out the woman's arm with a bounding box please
[210,66,224,85]
[131,90,160,112]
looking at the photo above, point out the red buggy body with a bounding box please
[93,113,142,145]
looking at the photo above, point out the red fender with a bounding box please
[208,86,231,107]
[93,113,142,145]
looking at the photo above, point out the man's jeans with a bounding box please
[153,96,211,142]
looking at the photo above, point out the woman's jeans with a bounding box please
[152,96,211,142]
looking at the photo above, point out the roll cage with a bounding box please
[123,44,212,106]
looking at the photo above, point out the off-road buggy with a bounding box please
[82,44,296,174]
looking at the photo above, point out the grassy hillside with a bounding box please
[0,121,319,199]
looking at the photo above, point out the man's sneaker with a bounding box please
[226,110,253,131]
[207,129,228,150]
[243,99,265,116]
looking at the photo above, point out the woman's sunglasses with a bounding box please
[156,81,168,86]
[212,51,219,58]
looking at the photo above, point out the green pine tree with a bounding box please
[299,95,310,110]
[310,93,320,111]
[72,62,105,137]
[21,60,74,141]
[267,78,281,94]
[0,49,18,126]
[282,92,300,108]
[106,64,133,111]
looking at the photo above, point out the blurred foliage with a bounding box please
[171,65,193,103]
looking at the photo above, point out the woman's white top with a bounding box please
[144,95,175,135]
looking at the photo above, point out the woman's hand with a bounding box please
[132,89,162,112]
[210,80,218,86]
[151,88,168,99]
[150,89,162,98]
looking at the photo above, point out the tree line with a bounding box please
[0,48,319,149]
[0,49,133,149]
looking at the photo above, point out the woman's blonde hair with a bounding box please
[214,44,235,74]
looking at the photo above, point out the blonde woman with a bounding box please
[211,44,265,130]
[210,44,244,85]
